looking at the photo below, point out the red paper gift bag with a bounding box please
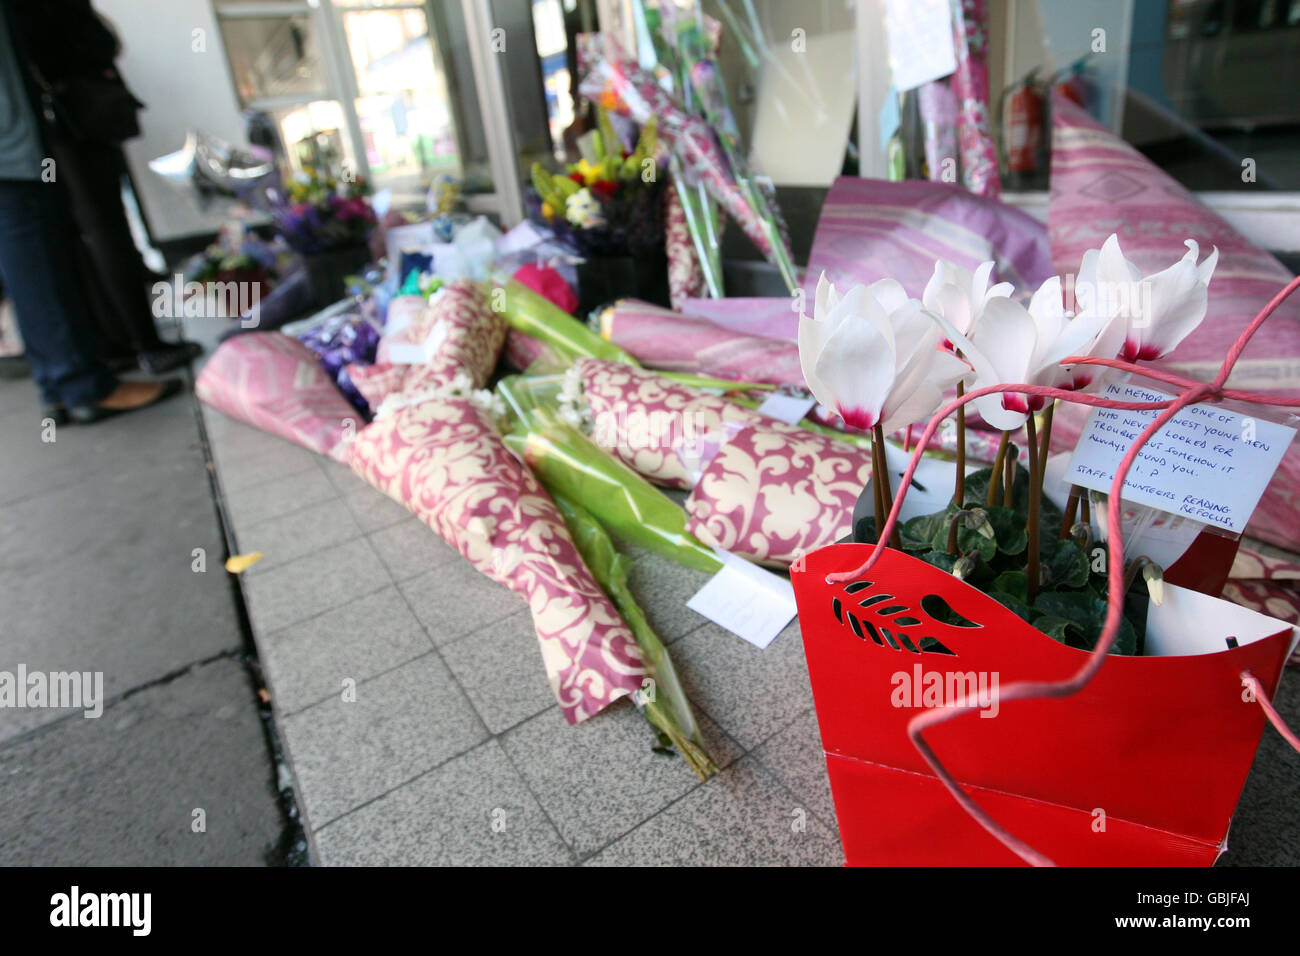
[791,544,1296,866]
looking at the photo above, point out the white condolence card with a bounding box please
[1063,381,1295,535]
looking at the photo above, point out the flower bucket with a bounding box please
[791,544,1296,865]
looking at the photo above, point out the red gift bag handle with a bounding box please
[818,276,1300,867]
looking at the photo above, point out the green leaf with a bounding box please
[1039,537,1090,590]
[1032,591,1137,655]
[986,506,1028,556]
[921,550,957,573]
[901,507,953,552]
[931,514,996,563]
[990,589,1035,623]
[530,162,564,211]
[1033,614,1080,643]
[597,106,620,161]
[992,570,1028,602]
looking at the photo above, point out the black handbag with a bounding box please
[29,63,143,144]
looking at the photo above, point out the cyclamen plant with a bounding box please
[798,234,1218,653]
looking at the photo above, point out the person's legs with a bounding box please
[0,178,117,407]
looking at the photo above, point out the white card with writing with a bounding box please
[884,0,957,92]
[1063,381,1295,534]
[756,392,817,425]
[687,549,797,649]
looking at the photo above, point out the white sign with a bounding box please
[1064,381,1295,535]
[884,0,957,92]
[687,549,797,649]
[756,392,817,425]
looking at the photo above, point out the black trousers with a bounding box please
[48,132,165,356]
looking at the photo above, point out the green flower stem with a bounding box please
[987,431,1011,507]
[1059,487,1081,539]
[872,433,887,544]
[874,423,902,550]
[1003,442,1016,507]
[1025,415,1041,602]
[954,382,967,506]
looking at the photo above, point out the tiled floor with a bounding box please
[201,405,1300,867]
[203,406,844,865]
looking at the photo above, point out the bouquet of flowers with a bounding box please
[182,222,283,302]
[268,166,377,254]
[527,108,663,259]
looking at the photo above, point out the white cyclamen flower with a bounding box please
[1075,233,1218,362]
[922,259,1014,341]
[799,273,971,433]
[935,276,1121,430]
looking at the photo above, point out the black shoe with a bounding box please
[137,341,204,375]
[67,379,184,424]
[41,404,69,426]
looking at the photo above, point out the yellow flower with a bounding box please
[574,158,602,185]
[541,201,555,220]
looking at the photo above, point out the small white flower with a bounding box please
[565,188,605,229]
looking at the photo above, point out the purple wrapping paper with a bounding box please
[804,176,1053,303]
[296,313,381,415]
[680,297,799,342]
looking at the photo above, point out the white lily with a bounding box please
[1075,234,1218,362]
[799,273,971,434]
[922,259,1015,341]
[934,276,1119,430]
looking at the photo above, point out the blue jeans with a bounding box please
[0,178,116,406]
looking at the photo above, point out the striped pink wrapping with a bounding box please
[1046,92,1300,550]
[804,176,1054,303]
[196,332,365,463]
[602,298,805,388]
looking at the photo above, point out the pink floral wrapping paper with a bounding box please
[950,0,999,199]
[347,361,407,410]
[601,299,805,388]
[576,357,766,489]
[196,332,365,463]
[1046,92,1300,551]
[664,182,706,310]
[343,280,506,408]
[348,396,647,723]
[684,422,873,567]
[502,329,552,372]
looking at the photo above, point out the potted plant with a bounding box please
[791,238,1300,866]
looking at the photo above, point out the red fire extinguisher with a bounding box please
[1005,75,1044,175]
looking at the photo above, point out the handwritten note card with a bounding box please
[687,549,797,649]
[1064,382,1295,534]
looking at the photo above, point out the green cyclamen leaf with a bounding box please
[1039,537,1090,590]
[992,570,1028,602]
[986,507,1028,556]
